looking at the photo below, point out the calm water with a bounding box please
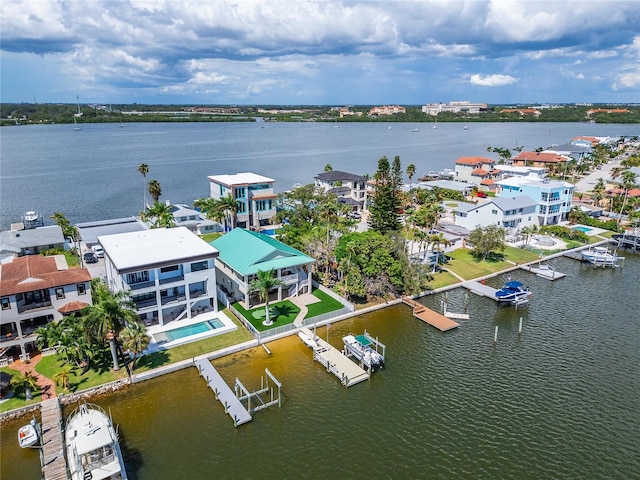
[3,254,639,479]
[1,121,637,229]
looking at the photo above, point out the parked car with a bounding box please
[83,252,98,264]
[91,245,104,258]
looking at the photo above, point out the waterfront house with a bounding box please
[453,157,496,184]
[170,203,222,235]
[368,105,406,116]
[495,176,574,225]
[211,228,314,309]
[208,172,277,229]
[0,226,65,260]
[0,255,92,362]
[314,170,368,213]
[454,196,538,232]
[511,151,570,170]
[99,227,219,328]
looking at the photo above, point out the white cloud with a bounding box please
[469,74,517,87]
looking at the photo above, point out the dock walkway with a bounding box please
[463,281,500,300]
[299,328,370,387]
[41,398,68,480]
[194,358,252,427]
[521,264,566,280]
[402,298,459,331]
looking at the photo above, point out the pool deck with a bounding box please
[146,311,238,351]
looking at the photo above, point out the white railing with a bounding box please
[0,357,12,367]
[41,347,58,356]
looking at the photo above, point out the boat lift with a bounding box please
[235,368,282,414]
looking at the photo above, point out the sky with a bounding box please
[1,0,639,106]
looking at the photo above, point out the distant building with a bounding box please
[0,255,92,360]
[208,172,277,229]
[586,108,631,116]
[453,156,495,184]
[495,176,574,225]
[369,105,406,116]
[99,227,219,328]
[314,170,368,212]
[422,101,487,115]
[499,108,541,117]
[511,151,570,169]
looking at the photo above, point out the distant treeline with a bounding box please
[1,103,639,126]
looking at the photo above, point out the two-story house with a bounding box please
[170,203,222,235]
[0,255,92,362]
[454,196,539,232]
[208,172,277,229]
[511,151,570,170]
[495,176,574,225]
[314,170,368,212]
[211,228,314,309]
[454,157,496,184]
[99,227,219,328]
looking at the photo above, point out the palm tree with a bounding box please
[194,197,225,225]
[406,164,416,190]
[10,371,39,400]
[140,201,176,228]
[53,365,76,391]
[138,163,149,211]
[83,280,138,371]
[429,232,451,272]
[324,164,333,172]
[617,169,638,224]
[120,322,150,370]
[249,269,284,326]
[148,179,162,203]
[217,195,239,231]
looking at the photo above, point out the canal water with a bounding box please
[3,254,639,479]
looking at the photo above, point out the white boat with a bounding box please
[65,403,128,480]
[73,117,81,131]
[495,280,532,306]
[298,330,319,350]
[18,421,39,448]
[464,125,469,130]
[342,334,385,372]
[412,128,420,132]
[22,210,44,229]
[581,246,619,266]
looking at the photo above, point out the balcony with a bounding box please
[134,298,158,309]
[161,294,186,306]
[189,289,207,299]
[280,273,299,284]
[127,280,155,291]
[17,301,52,314]
[159,274,185,286]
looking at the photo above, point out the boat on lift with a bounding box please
[581,246,619,266]
[495,280,532,306]
[22,211,44,229]
[342,334,385,372]
[18,420,39,448]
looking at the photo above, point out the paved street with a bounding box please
[574,155,623,193]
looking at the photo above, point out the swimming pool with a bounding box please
[572,226,593,233]
[160,319,224,342]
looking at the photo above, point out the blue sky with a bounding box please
[1,0,639,105]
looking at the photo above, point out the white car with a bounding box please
[91,245,104,258]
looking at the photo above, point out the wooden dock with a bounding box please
[41,398,68,480]
[402,298,459,331]
[299,328,370,387]
[194,358,252,427]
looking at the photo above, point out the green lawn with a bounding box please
[232,300,300,332]
[200,232,223,243]
[304,289,345,318]
[502,246,544,264]
[445,248,515,280]
[135,311,254,372]
[429,270,461,289]
[0,366,44,413]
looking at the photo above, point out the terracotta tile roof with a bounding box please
[480,179,495,185]
[455,156,494,166]
[512,151,568,163]
[571,136,601,145]
[0,256,91,296]
[58,301,90,314]
[471,168,489,176]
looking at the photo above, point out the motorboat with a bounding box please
[612,229,640,250]
[22,210,44,229]
[495,280,531,305]
[581,246,619,266]
[18,421,39,448]
[342,334,385,372]
[65,403,128,480]
[298,330,319,350]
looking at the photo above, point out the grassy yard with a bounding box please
[200,232,223,243]
[135,311,254,372]
[429,270,461,289]
[445,248,516,280]
[35,354,128,395]
[232,300,300,332]
[0,366,45,413]
[304,289,346,318]
[502,246,544,264]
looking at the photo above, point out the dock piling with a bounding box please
[494,326,498,345]
[519,317,523,336]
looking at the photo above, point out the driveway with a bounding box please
[574,156,623,193]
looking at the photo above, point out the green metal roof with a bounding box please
[211,228,315,276]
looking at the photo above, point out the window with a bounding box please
[77,284,86,295]
[55,287,65,300]
[491,209,498,215]
[126,271,150,284]
[160,265,179,273]
[1,297,10,310]
[234,187,246,198]
[191,261,208,272]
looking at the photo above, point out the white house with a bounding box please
[208,172,277,229]
[495,176,574,225]
[170,203,222,235]
[454,196,539,232]
[0,255,92,361]
[314,170,368,212]
[99,227,219,328]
